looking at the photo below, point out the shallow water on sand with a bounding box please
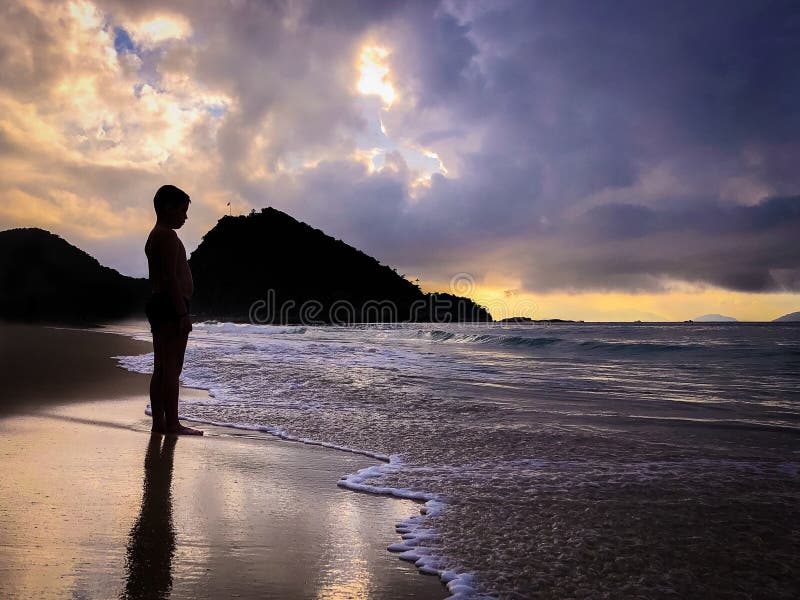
[115,322,800,599]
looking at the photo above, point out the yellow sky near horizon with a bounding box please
[420,279,800,322]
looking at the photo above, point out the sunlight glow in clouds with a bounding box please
[68,0,102,29]
[128,14,192,46]
[353,42,446,187]
[357,46,397,107]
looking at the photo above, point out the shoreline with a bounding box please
[0,324,447,599]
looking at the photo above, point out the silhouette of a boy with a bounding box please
[144,185,203,435]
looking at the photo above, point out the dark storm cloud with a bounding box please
[577,197,800,240]
[543,196,800,292]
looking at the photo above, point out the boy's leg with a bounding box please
[149,329,167,433]
[162,328,187,429]
[161,325,203,436]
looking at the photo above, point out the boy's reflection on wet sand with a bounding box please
[122,433,177,599]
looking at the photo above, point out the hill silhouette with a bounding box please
[0,228,149,323]
[189,207,492,323]
[774,311,800,322]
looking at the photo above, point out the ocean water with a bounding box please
[113,321,800,599]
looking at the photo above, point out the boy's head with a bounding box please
[154,184,191,229]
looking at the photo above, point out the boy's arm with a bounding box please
[156,229,189,316]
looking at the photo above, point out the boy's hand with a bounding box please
[178,314,192,336]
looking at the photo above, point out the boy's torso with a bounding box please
[145,225,194,298]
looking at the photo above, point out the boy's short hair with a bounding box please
[153,184,191,214]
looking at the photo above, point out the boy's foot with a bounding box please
[167,423,204,436]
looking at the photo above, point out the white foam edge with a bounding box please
[142,403,390,461]
[338,459,492,599]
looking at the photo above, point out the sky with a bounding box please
[1,0,799,321]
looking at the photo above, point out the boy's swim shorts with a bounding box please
[145,293,191,333]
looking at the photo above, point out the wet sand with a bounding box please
[0,323,152,415]
[0,325,446,599]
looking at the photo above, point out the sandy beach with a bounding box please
[0,325,446,599]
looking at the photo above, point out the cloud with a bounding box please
[0,0,798,304]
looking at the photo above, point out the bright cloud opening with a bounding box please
[128,14,192,45]
[357,46,397,107]
[68,0,103,29]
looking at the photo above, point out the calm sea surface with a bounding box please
[114,322,800,599]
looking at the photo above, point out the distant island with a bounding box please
[692,314,738,322]
[774,311,800,322]
[0,208,493,324]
